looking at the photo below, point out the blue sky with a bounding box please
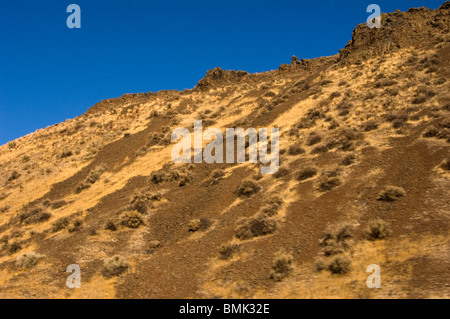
[0,0,445,145]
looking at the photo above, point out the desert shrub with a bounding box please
[338,108,350,116]
[260,205,278,217]
[76,166,107,193]
[336,99,353,111]
[319,79,333,86]
[321,223,354,256]
[264,90,277,97]
[288,145,305,156]
[0,206,10,213]
[148,241,161,249]
[102,256,130,277]
[273,167,290,179]
[105,220,117,231]
[120,210,143,229]
[236,179,260,197]
[377,186,406,201]
[341,154,356,166]
[19,207,51,225]
[128,191,154,214]
[436,128,449,139]
[322,240,346,257]
[168,170,193,187]
[329,91,341,99]
[434,77,447,85]
[177,173,193,187]
[0,192,8,201]
[188,219,201,232]
[392,118,406,129]
[235,216,277,240]
[59,150,73,158]
[296,118,315,129]
[323,223,354,242]
[385,112,408,125]
[148,110,159,118]
[200,217,213,231]
[412,87,435,104]
[352,71,363,79]
[270,252,294,281]
[51,217,70,233]
[75,183,90,194]
[325,138,339,149]
[319,177,341,192]
[327,256,351,274]
[366,219,392,240]
[211,169,225,179]
[307,134,322,146]
[259,197,283,218]
[8,241,22,254]
[50,200,67,209]
[147,132,164,147]
[8,170,20,181]
[361,120,378,132]
[85,167,104,184]
[374,79,397,88]
[296,167,317,181]
[188,218,212,232]
[68,219,83,233]
[412,96,427,104]
[16,252,42,269]
[364,92,376,100]
[328,119,339,130]
[386,87,399,96]
[440,159,450,171]
[150,171,165,184]
[219,243,241,260]
[423,127,440,138]
[311,145,329,155]
[7,141,17,149]
[161,126,171,133]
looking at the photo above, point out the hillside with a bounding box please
[0,2,449,299]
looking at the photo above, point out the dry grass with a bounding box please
[102,256,130,277]
[236,179,261,197]
[366,219,392,240]
[270,252,294,281]
[120,210,143,229]
[235,216,277,240]
[377,186,406,201]
[16,252,42,269]
[296,167,318,181]
[219,243,240,260]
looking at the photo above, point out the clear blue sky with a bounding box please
[0,0,445,145]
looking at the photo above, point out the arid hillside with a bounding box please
[0,3,449,299]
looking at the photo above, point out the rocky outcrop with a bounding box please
[339,2,450,63]
[195,67,249,91]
